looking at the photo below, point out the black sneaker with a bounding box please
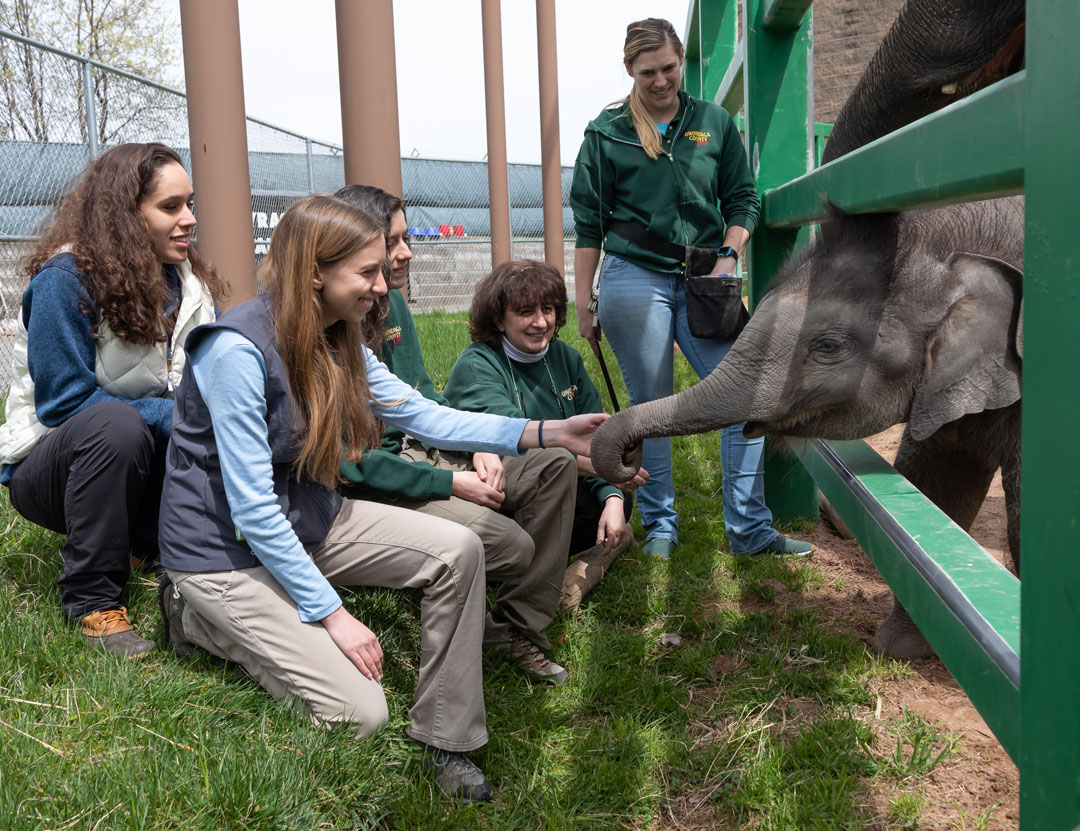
[416,743,493,803]
[157,573,196,656]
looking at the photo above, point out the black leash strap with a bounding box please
[588,324,621,412]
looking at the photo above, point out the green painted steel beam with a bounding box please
[763,0,813,31]
[763,72,1025,228]
[712,37,745,115]
[684,0,739,104]
[794,439,1020,760]
[743,0,817,523]
[1020,3,1080,827]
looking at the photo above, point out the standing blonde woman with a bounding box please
[156,194,605,803]
[0,143,222,656]
[570,18,812,560]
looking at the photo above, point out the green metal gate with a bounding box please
[682,1,1080,827]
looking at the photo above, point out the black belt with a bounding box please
[608,219,718,275]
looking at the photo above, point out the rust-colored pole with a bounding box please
[335,0,403,198]
[536,0,563,273]
[481,0,512,266]
[179,0,255,306]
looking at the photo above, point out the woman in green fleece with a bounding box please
[569,17,812,560]
[445,260,647,563]
[336,186,576,687]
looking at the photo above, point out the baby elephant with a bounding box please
[591,199,1023,660]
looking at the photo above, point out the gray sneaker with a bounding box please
[157,573,197,656]
[416,743,493,803]
[484,614,569,685]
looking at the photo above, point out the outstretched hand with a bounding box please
[615,463,649,493]
[322,605,384,681]
[540,412,609,457]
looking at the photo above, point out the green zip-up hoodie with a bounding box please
[570,91,759,275]
[339,290,455,501]
[444,339,622,507]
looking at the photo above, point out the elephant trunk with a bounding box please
[591,357,765,483]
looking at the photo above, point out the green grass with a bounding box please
[0,305,955,829]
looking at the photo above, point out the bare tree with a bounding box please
[0,0,184,144]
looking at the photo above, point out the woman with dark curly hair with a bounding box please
[0,142,224,657]
[445,260,648,566]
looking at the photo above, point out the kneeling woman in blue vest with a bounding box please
[156,195,605,804]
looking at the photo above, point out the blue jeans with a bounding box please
[597,255,778,555]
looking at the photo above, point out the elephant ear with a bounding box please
[909,253,1023,441]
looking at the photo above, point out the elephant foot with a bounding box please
[872,599,936,660]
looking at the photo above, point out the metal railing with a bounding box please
[686,0,1079,827]
[0,28,577,391]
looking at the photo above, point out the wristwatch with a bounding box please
[716,245,739,261]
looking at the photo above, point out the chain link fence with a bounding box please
[0,29,577,394]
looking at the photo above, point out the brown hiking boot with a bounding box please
[79,607,154,658]
[483,613,569,685]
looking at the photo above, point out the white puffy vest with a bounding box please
[0,260,215,464]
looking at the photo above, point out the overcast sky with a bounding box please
[166,1,693,166]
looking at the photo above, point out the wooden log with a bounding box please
[558,533,635,612]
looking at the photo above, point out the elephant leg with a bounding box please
[872,422,999,661]
[873,598,935,660]
[998,407,1022,574]
[893,421,997,530]
[1002,458,1021,574]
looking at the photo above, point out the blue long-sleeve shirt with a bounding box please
[191,328,529,622]
[1,256,176,484]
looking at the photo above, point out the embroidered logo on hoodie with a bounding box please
[684,130,711,146]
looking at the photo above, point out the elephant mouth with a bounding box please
[743,406,835,441]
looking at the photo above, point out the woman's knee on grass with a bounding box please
[310,686,390,739]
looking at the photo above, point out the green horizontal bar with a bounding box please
[763,72,1025,228]
[763,0,813,30]
[792,438,1020,760]
[814,122,833,137]
[713,37,744,115]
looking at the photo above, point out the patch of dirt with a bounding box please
[811,426,1019,827]
[666,426,1018,828]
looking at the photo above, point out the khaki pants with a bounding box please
[168,497,489,752]
[396,443,577,651]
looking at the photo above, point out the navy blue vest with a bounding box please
[159,296,342,573]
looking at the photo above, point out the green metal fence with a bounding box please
[683,0,1079,827]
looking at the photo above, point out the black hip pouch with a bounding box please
[684,274,750,340]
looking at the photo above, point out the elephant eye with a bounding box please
[808,332,855,364]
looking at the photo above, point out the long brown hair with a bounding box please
[259,194,384,487]
[468,260,568,349]
[616,18,685,160]
[26,142,225,344]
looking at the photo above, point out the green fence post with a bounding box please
[684,0,738,101]
[741,0,817,523]
[1021,2,1080,827]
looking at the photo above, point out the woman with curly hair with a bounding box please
[0,142,224,657]
[444,260,647,567]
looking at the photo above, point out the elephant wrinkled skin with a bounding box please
[589,0,1026,661]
